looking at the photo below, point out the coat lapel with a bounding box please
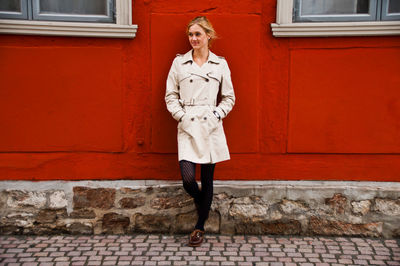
[182,50,221,79]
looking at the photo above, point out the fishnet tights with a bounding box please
[179,160,215,231]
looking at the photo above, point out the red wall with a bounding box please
[0,0,399,181]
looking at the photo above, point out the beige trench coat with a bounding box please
[165,50,235,164]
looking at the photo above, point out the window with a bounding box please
[294,0,400,22]
[271,0,400,37]
[0,0,137,38]
[294,0,377,22]
[0,0,114,23]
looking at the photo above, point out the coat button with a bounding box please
[204,117,207,120]
[190,79,193,83]
[191,117,194,121]
[205,78,209,82]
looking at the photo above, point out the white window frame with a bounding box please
[0,0,137,38]
[271,0,400,37]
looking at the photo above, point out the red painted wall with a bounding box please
[0,0,399,181]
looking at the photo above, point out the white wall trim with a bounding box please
[276,0,293,24]
[272,0,400,37]
[116,0,132,26]
[271,21,400,37]
[0,0,137,38]
[2,180,399,190]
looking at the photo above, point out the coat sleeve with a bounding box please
[165,57,185,122]
[215,59,235,119]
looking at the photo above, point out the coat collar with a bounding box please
[181,49,221,65]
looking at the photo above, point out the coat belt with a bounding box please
[179,98,216,106]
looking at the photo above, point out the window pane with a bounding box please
[32,0,114,23]
[0,0,21,12]
[382,0,400,21]
[301,0,370,15]
[388,0,400,13]
[39,0,108,15]
[294,0,377,22]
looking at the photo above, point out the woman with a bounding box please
[165,16,235,247]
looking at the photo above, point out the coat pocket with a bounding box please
[178,113,194,136]
[207,110,220,134]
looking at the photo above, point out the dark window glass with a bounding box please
[388,0,400,13]
[0,0,21,12]
[301,0,369,15]
[39,0,107,15]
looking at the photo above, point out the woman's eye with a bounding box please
[195,33,201,37]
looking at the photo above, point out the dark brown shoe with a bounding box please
[188,229,204,247]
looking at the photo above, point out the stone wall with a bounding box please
[0,181,399,238]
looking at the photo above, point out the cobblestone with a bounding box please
[0,235,399,265]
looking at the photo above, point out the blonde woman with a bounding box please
[165,16,235,247]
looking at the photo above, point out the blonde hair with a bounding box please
[186,16,217,47]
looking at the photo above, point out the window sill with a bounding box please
[271,21,400,37]
[0,19,138,38]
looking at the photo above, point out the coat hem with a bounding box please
[178,157,230,164]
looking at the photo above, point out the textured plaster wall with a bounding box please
[0,0,399,181]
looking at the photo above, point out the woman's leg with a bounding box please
[195,163,216,231]
[179,160,202,208]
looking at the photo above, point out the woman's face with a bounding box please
[188,24,209,50]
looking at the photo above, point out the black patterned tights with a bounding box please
[179,160,215,231]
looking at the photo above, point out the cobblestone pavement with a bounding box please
[0,234,399,266]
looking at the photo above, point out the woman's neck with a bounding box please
[192,47,209,66]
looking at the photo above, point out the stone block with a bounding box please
[235,219,302,235]
[48,191,68,209]
[280,199,309,214]
[66,222,93,235]
[325,193,348,214]
[0,225,22,235]
[374,198,400,216]
[119,187,142,194]
[69,208,96,219]
[2,212,34,228]
[0,191,7,209]
[351,200,371,215]
[6,190,47,209]
[24,225,66,235]
[150,194,192,210]
[36,209,67,224]
[229,196,269,221]
[102,212,130,234]
[134,213,172,233]
[175,210,220,234]
[119,197,145,209]
[393,227,400,238]
[229,203,269,220]
[214,192,230,201]
[308,216,382,237]
[73,187,115,209]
